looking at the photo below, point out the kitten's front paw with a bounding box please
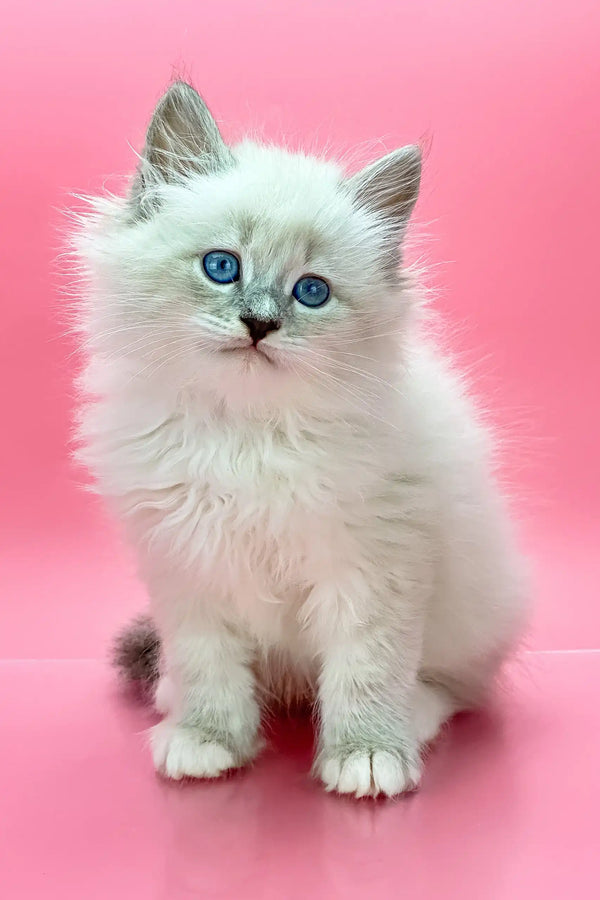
[151,721,238,780]
[316,746,421,798]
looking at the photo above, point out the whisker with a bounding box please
[297,345,406,400]
[292,355,402,434]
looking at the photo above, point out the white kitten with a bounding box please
[73,82,526,798]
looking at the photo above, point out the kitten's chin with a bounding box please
[193,345,300,412]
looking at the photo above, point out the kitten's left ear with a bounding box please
[347,145,422,231]
[131,81,233,214]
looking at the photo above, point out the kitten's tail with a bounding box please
[111,614,161,696]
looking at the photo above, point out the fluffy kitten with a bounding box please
[73,81,526,798]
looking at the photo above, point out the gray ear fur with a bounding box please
[347,145,421,229]
[132,81,233,214]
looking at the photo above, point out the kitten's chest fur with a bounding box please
[119,403,379,610]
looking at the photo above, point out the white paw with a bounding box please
[151,721,237,780]
[318,749,421,798]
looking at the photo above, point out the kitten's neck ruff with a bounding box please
[173,365,402,440]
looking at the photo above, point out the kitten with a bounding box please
[73,81,526,798]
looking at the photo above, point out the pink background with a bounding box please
[1,1,599,897]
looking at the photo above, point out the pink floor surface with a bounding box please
[2,0,600,897]
[1,647,599,899]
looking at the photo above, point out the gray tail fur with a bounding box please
[111,614,161,694]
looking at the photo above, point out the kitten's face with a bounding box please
[82,83,420,412]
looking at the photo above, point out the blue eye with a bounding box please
[292,276,330,308]
[202,251,240,284]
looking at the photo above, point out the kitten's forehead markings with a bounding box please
[235,212,325,278]
[237,213,258,246]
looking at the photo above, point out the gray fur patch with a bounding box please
[111,614,161,688]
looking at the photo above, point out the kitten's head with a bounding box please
[78,82,421,413]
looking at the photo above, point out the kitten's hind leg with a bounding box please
[412,679,458,747]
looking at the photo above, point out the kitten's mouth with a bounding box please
[220,343,277,366]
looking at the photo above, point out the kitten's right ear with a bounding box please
[131,81,233,215]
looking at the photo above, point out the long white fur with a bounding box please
[72,84,526,798]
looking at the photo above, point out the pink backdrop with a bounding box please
[1,0,598,652]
